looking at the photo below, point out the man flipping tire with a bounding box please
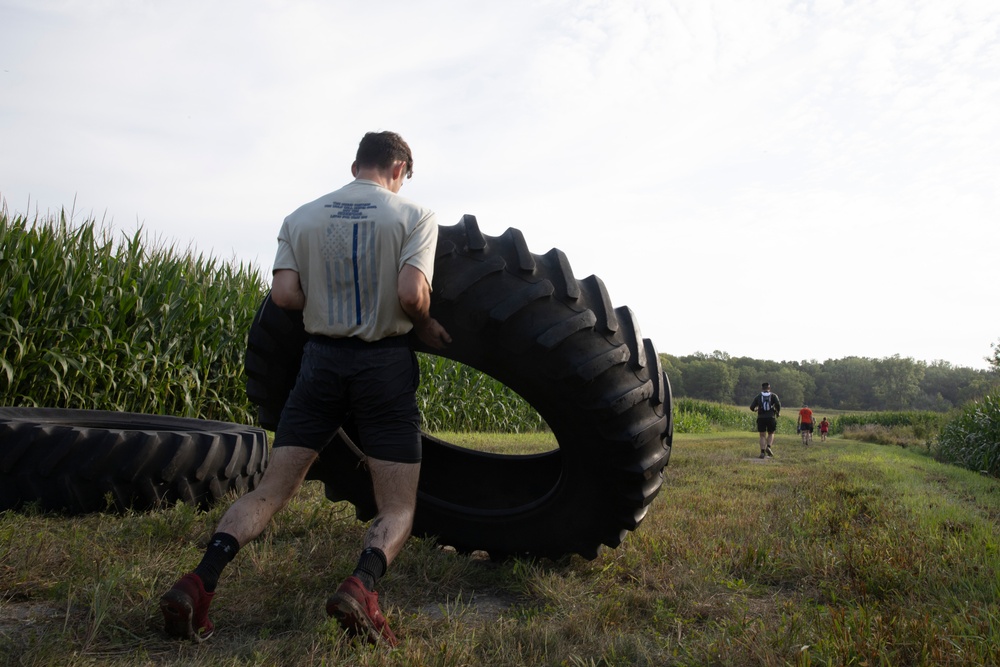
[160,131,451,645]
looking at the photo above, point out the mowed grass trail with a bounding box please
[652,433,1000,665]
[2,432,999,666]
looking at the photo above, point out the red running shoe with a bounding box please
[326,575,399,647]
[159,573,215,642]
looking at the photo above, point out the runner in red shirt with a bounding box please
[819,418,830,442]
[797,406,814,445]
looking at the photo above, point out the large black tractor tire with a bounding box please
[0,408,269,514]
[245,297,309,431]
[244,215,672,560]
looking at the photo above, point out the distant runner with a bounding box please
[749,382,781,459]
[797,405,814,445]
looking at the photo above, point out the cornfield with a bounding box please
[416,354,546,433]
[674,397,798,434]
[0,208,266,422]
[0,207,546,433]
[934,390,1000,475]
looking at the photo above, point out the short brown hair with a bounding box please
[356,131,414,178]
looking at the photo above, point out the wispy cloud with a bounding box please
[2,0,998,367]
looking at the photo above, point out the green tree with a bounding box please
[661,349,996,411]
[771,367,812,407]
[810,362,835,407]
[682,358,738,403]
[917,360,998,409]
[734,363,764,406]
[920,360,959,409]
[959,371,1000,404]
[872,355,924,410]
[659,354,685,397]
[824,357,877,409]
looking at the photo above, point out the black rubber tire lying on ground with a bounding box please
[0,408,269,514]
[245,214,672,560]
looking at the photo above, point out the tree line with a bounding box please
[659,351,999,412]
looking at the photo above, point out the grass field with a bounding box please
[3,432,999,666]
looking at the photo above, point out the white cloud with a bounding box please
[2,0,999,369]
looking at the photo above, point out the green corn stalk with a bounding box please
[0,207,266,421]
[1,205,552,432]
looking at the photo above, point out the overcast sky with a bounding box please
[2,0,998,370]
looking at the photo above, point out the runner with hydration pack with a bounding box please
[749,382,781,459]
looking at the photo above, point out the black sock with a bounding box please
[352,547,387,591]
[193,532,240,592]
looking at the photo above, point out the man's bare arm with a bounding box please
[398,264,451,349]
[271,269,305,310]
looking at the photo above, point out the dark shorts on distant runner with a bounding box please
[800,423,813,432]
[757,416,777,434]
[273,335,421,463]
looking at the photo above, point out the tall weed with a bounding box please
[837,410,950,438]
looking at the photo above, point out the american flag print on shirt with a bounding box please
[322,202,379,328]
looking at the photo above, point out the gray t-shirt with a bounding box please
[273,179,438,341]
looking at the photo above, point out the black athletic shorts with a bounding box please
[800,423,814,432]
[757,416,777,434]
[273,335,421,463]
